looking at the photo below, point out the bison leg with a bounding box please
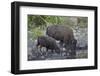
[59,41,64,47]
[69,49,76,59]
[44,48,49,57]
[64,40,74,58]
[38,46,45,56]
[71,39,77,58]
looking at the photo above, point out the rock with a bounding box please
[73,27,88,48]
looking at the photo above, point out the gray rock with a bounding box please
[73,27,88,48]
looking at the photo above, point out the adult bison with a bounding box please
[46,25,77,58]
[36,36,61,56]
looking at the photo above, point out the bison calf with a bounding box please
[37,36,61,55]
